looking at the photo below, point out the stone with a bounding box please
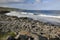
[7,36,16,40]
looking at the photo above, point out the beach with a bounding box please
[0,12,60,40]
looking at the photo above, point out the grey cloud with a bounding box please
[0,0,25,3]
[35,0,41,3]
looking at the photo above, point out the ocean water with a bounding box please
[5,11,60,25]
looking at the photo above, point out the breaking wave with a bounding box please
[5,11,60,18]
[38,14,60,18]
[5,11,60,25]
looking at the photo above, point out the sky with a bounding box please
[0,0,60,10]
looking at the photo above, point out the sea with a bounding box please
[5,10,60,25]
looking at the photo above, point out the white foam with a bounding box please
[5,11,60,25]
[5,11,60,19]
[5,11,34,17]
[38,14,60,18]
[5,11,20,16]
[20,12,27,14]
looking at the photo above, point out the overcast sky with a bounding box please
[0,0,60,10]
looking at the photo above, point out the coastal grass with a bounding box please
[0,32,16,40]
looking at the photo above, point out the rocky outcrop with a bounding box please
[0,11,10,14]
[0,14,60,40]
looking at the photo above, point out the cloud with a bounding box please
[0,0,25,3]
[35,0,41,3]
[0,0,60,10]
[8,0,25,2]
[0,0,7,3]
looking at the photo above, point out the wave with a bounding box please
[5,11,34,15]
[38,14,60,18]
[5,11,60,25]
[6,11,60,19]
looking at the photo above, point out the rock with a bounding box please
[0,11,10,14]
[7,36,16,40]
[17,35,29,40]
[0,14,60,40]
[49,38,60,40]
[39,36,48,40]
[28,37,34,40]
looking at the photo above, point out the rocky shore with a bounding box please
[0,14,60,40]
